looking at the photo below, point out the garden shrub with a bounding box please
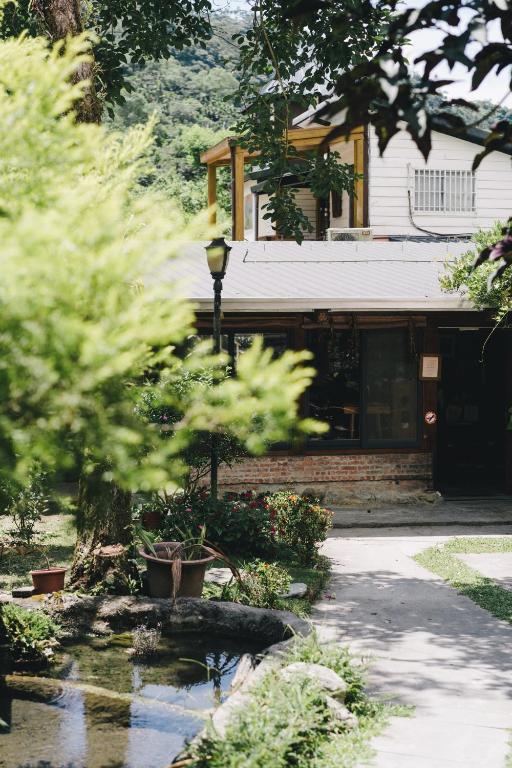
[218,559,291,609]
[1,469,49,546]
[266,491,333,564]
[0,604,60,665]
[141,488,332,563]
[149,489,278,557]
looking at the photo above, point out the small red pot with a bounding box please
[141,509,162,531]
[30,568,67,595]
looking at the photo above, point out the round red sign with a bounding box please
[424,410,437,425]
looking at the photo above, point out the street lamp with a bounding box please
[205,236,231,500]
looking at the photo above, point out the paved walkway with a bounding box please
[331,498,512,528]
[312,526,512,767]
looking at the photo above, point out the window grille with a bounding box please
[413,169,475,213]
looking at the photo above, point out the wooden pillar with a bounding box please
[353,136,365,228]
[207,163,217,226]
[230,143,245,241]
[423,318,440,490]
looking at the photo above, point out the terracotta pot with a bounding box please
[138,541,215,598]
[141,509,162,531]
[30,568,67,595]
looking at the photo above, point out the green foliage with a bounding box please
[136,365,246,491]
[441,221,511,317]
[218,559,292,609]
[0,603,60,664]
[1,468,49,545]
[0,34,319,492]
[107,16,242,219]
[0,0,214,107]
[153,489,276,557]
[267,492,333,565]
[185,632,403,768]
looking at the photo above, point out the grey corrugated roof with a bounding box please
[161,240,474,312]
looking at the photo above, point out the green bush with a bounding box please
[266,492,333,564]
[0,604,60,665]
[149,489,278,557]
[1,469,49,546]
[218,559,291,609]
[142,489,332,564]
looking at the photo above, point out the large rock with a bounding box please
[280,582,308,599]
[280,662,347,700]
[325,695,358,728]
[40,594,310,644]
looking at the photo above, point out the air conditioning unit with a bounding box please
[326,227,373,242]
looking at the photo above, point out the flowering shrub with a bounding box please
[220,559,291,609]
[141,488,331,563]
[265,492,332,564]
[152,489,276,557]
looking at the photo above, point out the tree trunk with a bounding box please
[70,467,137,593]
[40,0,102,123]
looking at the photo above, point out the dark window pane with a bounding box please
[365,331,417,442]
[234,333,287,363]
[308,329,360,441]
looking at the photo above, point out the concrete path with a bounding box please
[312,526,512,767]
[331,498,512,528]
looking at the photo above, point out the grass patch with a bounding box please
[184,632,409,768]
[414,536,512,624]
[0,513,75,592]
[204,555,331,618]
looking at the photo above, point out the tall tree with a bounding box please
[1,0,214,121]
[0,33,320,590]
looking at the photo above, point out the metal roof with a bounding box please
[162,240,475,313]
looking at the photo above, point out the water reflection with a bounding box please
[0,632,263,768]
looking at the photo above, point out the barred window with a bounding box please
[414,169,476,213]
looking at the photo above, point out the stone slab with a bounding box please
[331,498,512,529]
[204,567,233,586]
[456,552,512,591]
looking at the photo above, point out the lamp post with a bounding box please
[205,236,231,500]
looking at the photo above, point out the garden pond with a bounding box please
[0,631,265,768]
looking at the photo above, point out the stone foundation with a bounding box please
[217,451,433,504]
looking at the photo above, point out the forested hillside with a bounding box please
[108,14,244,221]
[108,15,510,226]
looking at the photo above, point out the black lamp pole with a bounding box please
[205,237,231,500]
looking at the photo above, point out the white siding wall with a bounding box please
[369,126,512,237]
[246,185,317,240]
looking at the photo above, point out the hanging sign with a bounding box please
[424,410,437,426]
[419,354,442,381]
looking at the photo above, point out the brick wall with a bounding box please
[217,451,433,504]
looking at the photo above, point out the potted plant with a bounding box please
[137,526,238,599]
[30,552,67,595]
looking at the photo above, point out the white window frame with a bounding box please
[410,167,476,215]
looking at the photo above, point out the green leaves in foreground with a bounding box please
[0,34,321,491]
[414,537,512,624]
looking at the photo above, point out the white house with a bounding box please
[238,106,512,242]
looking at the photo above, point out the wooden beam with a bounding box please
[200,126,365,166]
[231,145,245,241]
[207,164,217,227]
[353,135,365,227]
[200,137,231,165]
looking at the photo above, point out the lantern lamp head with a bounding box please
[205,236,231,279]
